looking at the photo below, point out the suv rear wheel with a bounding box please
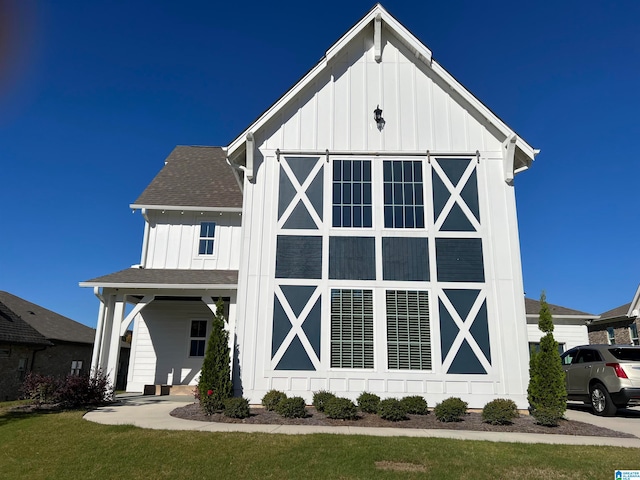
[590,382,617,416]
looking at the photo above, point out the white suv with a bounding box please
[560,345,640,416]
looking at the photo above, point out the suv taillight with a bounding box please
[606,363,629,379]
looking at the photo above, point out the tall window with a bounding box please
[607,327,615,345]
[630,323,639,346]
[383,160,424,228]
[70,360,83,376]
[198,222,216,255]
[189,320,207,357]
[330,289,374,368]
[386,290,431,370]
[332,160,372,227]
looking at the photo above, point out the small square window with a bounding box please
[189,320,208,357]
[71,360,83,376]
[198,222,216,255]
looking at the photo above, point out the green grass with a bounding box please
[0,405,638,479]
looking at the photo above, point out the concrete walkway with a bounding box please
[83,395,640,447]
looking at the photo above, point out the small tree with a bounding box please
[198,298,233,414]
[527,292,567,426]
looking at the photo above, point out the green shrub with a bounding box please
[378,398,407,421]
[527,292,566,427]
[324,397,358,420]
[434,397,468,422]
[400,395,429,415]
[482,398,518,425]
[224,397,250,419]
[262,390,287,411]
[276,396,307,418]
[198,298,233,415]
[357,392,380,414]
[312,390,336,412]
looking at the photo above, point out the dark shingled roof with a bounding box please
[81,268,239,287]
[0,300,51,346]
[0,291,94,345]
[132,146,243,209]
[524,297,596,317]
[599,303,631,320]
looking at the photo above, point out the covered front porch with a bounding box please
[80,268,238,392]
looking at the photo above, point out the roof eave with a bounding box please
[130,204,242,213]
[79,282,238,290]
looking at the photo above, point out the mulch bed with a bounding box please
[170,403,635,438]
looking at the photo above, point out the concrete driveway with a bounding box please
[565,403,640,437]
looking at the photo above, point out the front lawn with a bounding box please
[0,406,638,479]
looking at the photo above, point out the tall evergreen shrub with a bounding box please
[527,292,567,426]
[198,298,233,414]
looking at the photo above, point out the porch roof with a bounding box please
[79,268,239,289]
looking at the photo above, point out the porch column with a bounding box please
[90,291,106,373]
[105,294,126,386]
[98,294,116,371]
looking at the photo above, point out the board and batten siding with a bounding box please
[127,301,215,392]
[254,27,504,155]
[527,323,589,352]
[144,210,242,270]
[232,24,530,409]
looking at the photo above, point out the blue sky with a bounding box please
[1,0,639,328]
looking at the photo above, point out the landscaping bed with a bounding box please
[170,402,634,438]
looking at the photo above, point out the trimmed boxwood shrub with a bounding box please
[482,398,518,425]
[400,395,429,415]
[312,390,336,412]
[276,396,307,418]
[357,392,380,414]
[378,398,407,421]
[434,397,468,422]
[324,397,358,420]
[224,397,250,419]
[262,390,287,411]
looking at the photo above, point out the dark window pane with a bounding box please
[353,206,362,227]
[404,184,414,204]
[415,207,425,228]
[353,160,361,181]
[384,183,392,204]
[333,206,341,227]
[363,161,371,181]
[394,183,403,203]
[415,185,424,205]
[333,183,341,204]
[363,184,372,204]
[413,161,422,182]
[403,161,413,182]
[342,183,351,203]
[394,206,404,228]
[406,208,415,228]
[393,161,402,180]
[343,160,352,181]
[333,161,341,181]
[353,183,361,203]
[199,240,207,255]
[384,206,393,228]
[200,223,207,236]
[342,206,352,227]
[383,161,392,182]
[363,206,372,227]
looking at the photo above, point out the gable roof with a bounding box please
[227,4,537,171]
[0,300,51,346]
[0,291,95,345]
[131,146,243,211]
[524,297,596,318]
[597,284,640,321]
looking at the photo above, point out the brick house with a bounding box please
[588,285,640,346]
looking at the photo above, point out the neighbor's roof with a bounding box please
[524,298,596,317]
[80,268,239,289]
[0,291,94,344]
[599,303,632,321]
[131,146,243,211]
[0,300,52,346]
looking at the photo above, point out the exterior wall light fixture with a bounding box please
[374,105,385,130]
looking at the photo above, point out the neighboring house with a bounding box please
[525,297,597,355]
[0,291,95,400]
[588,285,640,346]
[81,5,539,409]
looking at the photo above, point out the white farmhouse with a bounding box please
[81,4,539,408]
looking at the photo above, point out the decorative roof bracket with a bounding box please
[374,14,382,62]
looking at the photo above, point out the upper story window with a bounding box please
[607,327,615,345]
[332,160,372,228]
[629,323,639,345]
[383,160,424,228]
[198,222,216,255]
